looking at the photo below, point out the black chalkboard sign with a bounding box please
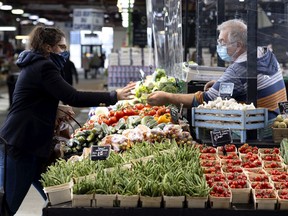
[210,129,232,147]
[170,106,179,124]
[278,101,288,114]
[219,83,234,99]
[132,11,147,47]
[90,145,111,160]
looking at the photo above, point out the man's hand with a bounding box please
[147,91,170,106]
[204,80,216,91]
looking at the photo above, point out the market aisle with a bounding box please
[0,72,108,216]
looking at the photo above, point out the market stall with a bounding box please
[40,90,288,215]
[40,1,288,215]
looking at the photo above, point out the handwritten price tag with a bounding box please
[170,106,179,124]
[278,101,288,114]
[210,129,232,147]
[90,145,111,160]
[219,82,234,99]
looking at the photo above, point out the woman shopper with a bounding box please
[0,26,135,215]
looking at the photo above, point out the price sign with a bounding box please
[219,83,234,99]
[90,145,111,160]
[210,129,232,147]
[278,101,288,114]
[170,106,179,124]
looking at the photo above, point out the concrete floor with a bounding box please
[0,71,108,216]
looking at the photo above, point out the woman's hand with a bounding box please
[56,105,75,126]
[116,82,136,100]
[147,91,170,106]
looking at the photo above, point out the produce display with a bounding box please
[197,97,256,110]
[41,140,288,210]
[134,68,183,103]
[40,88,287,211]
[273,114,288,128]
[61,102,193,156]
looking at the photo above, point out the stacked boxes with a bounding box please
[143,47,154,66]
[108,53,119,66]
[119,47,131,66]
[107,47,155,89]
[131,47,142,66]
[107,66,154,89]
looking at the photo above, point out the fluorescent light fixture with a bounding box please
[0,2,2,7]
[45,21,54,26]
[15,35,29,40]
[0,5,12,10]
[29,15,39,20]
[38,18,48,23]
[0,26,16,31]
[12,9,24,15]
[22,13,30,17]
[20,20,31,25]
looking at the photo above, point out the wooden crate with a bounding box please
[191,108,268,143]
[273,128,288,143]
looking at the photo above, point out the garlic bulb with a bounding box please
[197,97,256,110]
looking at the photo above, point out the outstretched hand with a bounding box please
[147,91,170,106]
[116,82,136,100]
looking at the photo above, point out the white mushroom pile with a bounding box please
[197,97,256,110]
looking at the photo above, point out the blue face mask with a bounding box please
[217,44,232,62]
[60,51,70,60]
[50,51,69,70]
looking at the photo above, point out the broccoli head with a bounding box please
[153,68,166,82]
[158,82,178,93]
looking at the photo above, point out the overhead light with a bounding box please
[0,26,16,31]
[29,15,39,20]
[0,2,2,7]
[0,5,13,10]
[15,35,29,40]
[38,18,48,23]
[20,20,31,25]
[22,13,30,17]
[12,9,24,15]
[45,21,54,26]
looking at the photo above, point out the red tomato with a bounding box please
[115,110,124,120]
[109,110,115,117]
[148,109,156,116]
[156,108,168,116]
[123,108,135,116]
[102,119,110,125]
[109,116,117,125]
[140,107,151,116]
[134,103,145,110]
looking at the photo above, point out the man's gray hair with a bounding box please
[217,19,247,48]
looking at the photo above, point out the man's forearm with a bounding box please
[167,93,195,108]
